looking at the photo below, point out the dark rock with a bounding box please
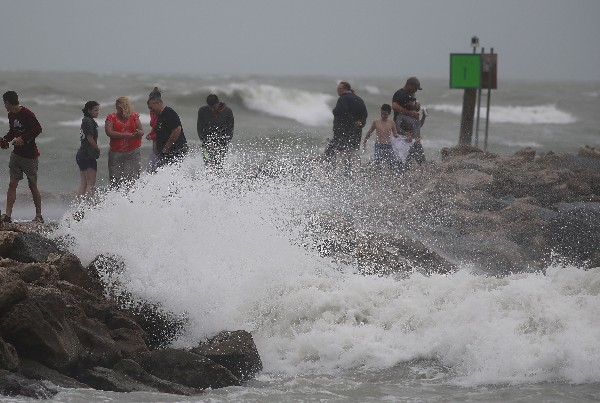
[7,232,62,263]
[113,359,202,395]
[69,316,122,368]
[514,147,536,161]
[0,272,27,316]
[139,348,241,389]
[192,330,262,381]
[77,366,160,393]
[0,338,19,371]
[0,369,58,399]
[18,358,88,389]
[544,206,600,268]
[1,288,83,371]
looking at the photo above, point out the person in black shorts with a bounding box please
[76,101,101,197]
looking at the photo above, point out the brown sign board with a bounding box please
[481,53,498,89]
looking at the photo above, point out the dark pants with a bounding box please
[406,142,426,165]
[202,140,230,169]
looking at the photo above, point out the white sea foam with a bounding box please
[52,157,600,387]
[430,103,577,124]
[363,85,381,95]
[206,82,334,127]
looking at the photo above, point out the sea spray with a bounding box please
[51,154,600,387]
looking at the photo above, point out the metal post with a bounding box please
[458,37,479,145]
[474,47,485,148]
[483,48,494,151]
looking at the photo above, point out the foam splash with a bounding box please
[431,103,577,124]
[52,156,600,387]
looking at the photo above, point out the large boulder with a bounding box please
[113,359,202,395]
[544,204,600,268]
[1,287,83,371]
[139,348,241,389]
[0,369,58,399]
[192,330,262,381]
[0,338,19,372]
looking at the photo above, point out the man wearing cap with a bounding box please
[391,77,426,168]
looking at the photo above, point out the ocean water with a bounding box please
[1,71,600,402]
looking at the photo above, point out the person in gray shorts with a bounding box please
[1,90,44,223]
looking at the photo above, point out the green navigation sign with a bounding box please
[450,54,482,89]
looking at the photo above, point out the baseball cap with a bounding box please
[406,77,422,90]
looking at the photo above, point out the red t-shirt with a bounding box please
[105,112,141,152]
[147,112,157,141]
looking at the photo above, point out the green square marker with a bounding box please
[450,54,482,89]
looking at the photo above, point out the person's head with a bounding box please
[337,81,353,96]
[82,101,100,118]
[115,96,133,118]
[147,94,164,114]
[149,86,161,100]
[380,103,392,119]
[206,94,221,112]
[404,77,422,94]
[3,91,19,111]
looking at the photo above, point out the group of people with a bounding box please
[328,76,428,175]
[77,88,235,198]
[1,77,424,222]
[0,89,235,223]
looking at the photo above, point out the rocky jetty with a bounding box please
[1,144,599,398]
[314,145,600,275]
[0,226,262,399]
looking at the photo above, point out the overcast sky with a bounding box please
[1,0,598,81]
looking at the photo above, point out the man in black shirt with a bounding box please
[392,77,426,166]
[148,94,188,167]
[197,94,234,169]
[330,81,368,176]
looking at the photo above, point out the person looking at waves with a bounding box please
[147,92,188,167]
[145,87,161,173]
[363,103,398,172]
[392,77,426,168]
[1,91,44,223]
[105,96,144,187]
[197,94,234,169]
[330,81,368,176]
[76,101,101,197]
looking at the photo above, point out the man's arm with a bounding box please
[392,102,419,119]
[162,126,182,154]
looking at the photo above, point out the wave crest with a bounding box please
[431,103,577,124]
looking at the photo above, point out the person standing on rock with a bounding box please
[147,92,188,167]
[1,90,44,223]
[331,81,368,176]
[197,94,235,169]
[392,77,427,167]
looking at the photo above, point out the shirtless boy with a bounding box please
[363,104,398,171]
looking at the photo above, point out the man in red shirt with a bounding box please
[1,91,44,223]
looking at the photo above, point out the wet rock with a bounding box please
[0,369,58,399]
[113,359,202,395]
[77,366,160,393]
[6,232,62,263]
[139,348,241,389]
[192,330,262,381]
[18,358,88,389]
[0,338,19,372]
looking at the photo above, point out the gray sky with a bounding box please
[1,0,599,81]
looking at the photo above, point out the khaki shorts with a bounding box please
[9,152,39,185]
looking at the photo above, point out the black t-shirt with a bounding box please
[155,106,187,152]
[77,116,99,159]
[392,88,413,120]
